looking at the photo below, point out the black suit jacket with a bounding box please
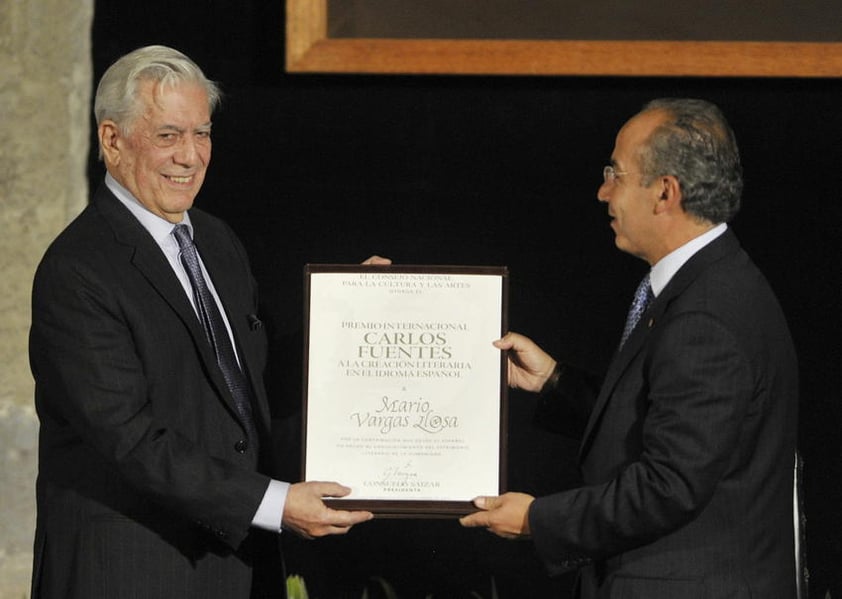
[29,184,284,598]
[529,230,799,598]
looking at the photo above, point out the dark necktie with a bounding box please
[620,273,654,348]
[172,224,257,443]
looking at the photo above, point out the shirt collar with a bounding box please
[649,223,728,297]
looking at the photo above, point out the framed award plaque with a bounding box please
[302,264,508,517]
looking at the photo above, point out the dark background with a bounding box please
[90,3,841,598]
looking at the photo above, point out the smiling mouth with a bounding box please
[165,175,193,184]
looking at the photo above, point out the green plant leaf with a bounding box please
[286,574,310,599]
[369,576,400,599]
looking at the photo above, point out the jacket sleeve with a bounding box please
[533,362,601,440]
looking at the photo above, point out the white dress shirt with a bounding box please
[649,223,728,298]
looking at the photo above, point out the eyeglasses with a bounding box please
[603,165,630,183]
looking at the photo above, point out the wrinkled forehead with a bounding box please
[133,79,211,121]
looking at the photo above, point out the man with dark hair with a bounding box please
[461,98,798,598]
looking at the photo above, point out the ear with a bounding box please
[653,175,682,215]
[98,120,122,166]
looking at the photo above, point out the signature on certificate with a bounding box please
[379,461,418,483]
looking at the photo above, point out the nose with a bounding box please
[597,179,612,203]
[173,135,199,165]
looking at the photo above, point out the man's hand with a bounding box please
[459,493,535,540]
[361,255,391,265]
[493,332,557,393]
[282,481,373,539]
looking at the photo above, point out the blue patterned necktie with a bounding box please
[172,224,257,444]
[620,273,654,348]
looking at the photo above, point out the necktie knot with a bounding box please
[620,273,654,348]
[173,224,202,278]
[172,223,194,255]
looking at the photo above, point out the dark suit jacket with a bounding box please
[29,184,284,598]
[529,230,799,598]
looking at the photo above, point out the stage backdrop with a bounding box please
[91,3,841,597]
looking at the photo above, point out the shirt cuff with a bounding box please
[540,362,563,396]
[251,479,290,533]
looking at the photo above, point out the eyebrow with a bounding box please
[158,122,213,132]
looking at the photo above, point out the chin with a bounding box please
[168,194,198,211]
[614,239,640,259]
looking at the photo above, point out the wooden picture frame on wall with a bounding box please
[286,0,842,77]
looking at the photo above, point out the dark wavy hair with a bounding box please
[638,98,743,224]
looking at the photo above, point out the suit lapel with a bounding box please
[92,186,245,427]
[578,230,742,462]
[577,313,651,461]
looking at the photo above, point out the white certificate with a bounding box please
[302,265,508,517]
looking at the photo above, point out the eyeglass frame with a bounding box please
[603,165,631,183]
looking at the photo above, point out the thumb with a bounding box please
[473,495,499,510]
[303,481,351,498]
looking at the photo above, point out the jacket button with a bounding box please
[234,440,248,453]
